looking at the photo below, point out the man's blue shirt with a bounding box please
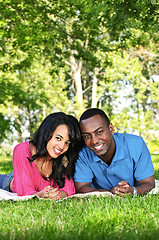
[74,132,154,189]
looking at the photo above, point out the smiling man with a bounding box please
[74,108,155,196]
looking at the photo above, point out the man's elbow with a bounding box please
[75,182,91,193]
[75,182,84,193]
[151,179,155,189]
[148,177,155,191]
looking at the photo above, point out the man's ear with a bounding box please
[109,123,114,135]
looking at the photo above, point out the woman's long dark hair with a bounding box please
[28,112,82,188]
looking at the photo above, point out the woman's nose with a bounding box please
[58,141,65,150]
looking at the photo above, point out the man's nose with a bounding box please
[91,135,99,145]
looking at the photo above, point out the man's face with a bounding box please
[80,115,114,158]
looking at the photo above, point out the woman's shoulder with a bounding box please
[13,141,30,153]
[13,141,32,165]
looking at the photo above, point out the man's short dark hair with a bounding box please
[79,108,110,126]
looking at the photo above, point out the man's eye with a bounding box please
[97,130,103,135]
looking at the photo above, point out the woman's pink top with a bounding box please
[11,141,75,196]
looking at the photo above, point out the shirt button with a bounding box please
[107,168,108,170]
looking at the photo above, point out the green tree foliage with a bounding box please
[0,0,158,142]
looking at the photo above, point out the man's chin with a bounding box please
[92,149,106,157]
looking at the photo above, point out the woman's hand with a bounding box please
[42,186,60,200]
[43,186,68,200]
[48,189,68,200]
[34,186,68,200]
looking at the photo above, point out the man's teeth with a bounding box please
[94,144,103,150]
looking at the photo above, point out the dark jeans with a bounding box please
[0,171,14,191]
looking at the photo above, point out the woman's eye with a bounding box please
[56,136,61,140]
[66,142,70,146]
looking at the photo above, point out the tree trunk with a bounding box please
[91,67,99,108]
[70,55,83,108]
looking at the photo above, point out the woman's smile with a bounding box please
[53,147,62,155]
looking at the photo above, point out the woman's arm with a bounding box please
[59,177,75,197]
[33,186,67,200]
[12,143,39,196]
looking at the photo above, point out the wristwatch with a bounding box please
[132,186,137,196]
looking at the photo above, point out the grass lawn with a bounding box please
[0,155,159,240]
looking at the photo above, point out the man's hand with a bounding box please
[111,181,134,196]
[111,175,155,196]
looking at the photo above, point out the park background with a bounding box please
[0,0,158,153]
[0,1,159,240]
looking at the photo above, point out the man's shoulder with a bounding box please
[114,132,144,144]
[114,132,147,158]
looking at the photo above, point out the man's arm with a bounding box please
[111,175,155,196]
[134,175,155,195]
[75,182,111,193]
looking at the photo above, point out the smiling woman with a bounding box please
[46,125,71,159]
[0,112,82,200]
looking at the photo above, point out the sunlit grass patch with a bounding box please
[0,155,13,174]
[0,195,159,240]
[152,155,159,179]
[0,154,159,240]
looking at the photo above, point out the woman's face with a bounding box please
[46,124,71,159]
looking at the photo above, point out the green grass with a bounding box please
[0,155,13,174]
[152,155,159,180]
[0,154,159,240]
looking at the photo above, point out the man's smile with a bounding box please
[93,143,104,151]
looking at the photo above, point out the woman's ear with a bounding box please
[109,123,114,135]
